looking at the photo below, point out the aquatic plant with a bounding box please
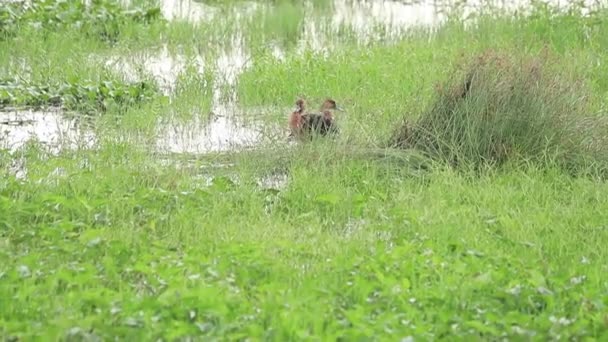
[0,0,162,43]
[0,78,161,113]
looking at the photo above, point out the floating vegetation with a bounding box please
[0,78,161,113]
[0,0,163,43]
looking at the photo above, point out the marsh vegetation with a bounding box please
[1,0,608,340]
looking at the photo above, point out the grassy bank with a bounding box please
[1,0,608,340]
[2,144,608,340]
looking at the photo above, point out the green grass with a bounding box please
[389,48,608,175]
[1,0,608,340]
[2,144,608,340]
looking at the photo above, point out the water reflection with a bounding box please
[212,33,251,106]
[0,106,282,156]
[155,112,264,154]
[332,0,442,35]
[104,36,249,101]
[105,35,259,154]
[159,0,260,23]
[160,0,217,22]
[104,45,197,95]
[158,0,601,29]
[0,109,96,153]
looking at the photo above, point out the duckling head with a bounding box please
[321,98,344,111]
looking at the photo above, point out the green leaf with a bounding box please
[465,320,500,335]
[209,176,235,192]
[528,270,547,287]
[315,193,340,206]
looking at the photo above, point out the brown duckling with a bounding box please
[288,98,306,139]
[301,98,343,136]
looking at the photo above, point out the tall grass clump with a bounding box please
[390,48,608,175]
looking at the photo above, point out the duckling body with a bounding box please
[288,99,306,139]
[301,110,338,136]
[301,99,342,137]
[288,98,343,140]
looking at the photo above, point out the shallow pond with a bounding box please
[0,0,600,155]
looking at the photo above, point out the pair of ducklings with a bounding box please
[289,98,344,140]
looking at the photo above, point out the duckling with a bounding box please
[288,98,306,139]
[301,98,343,136]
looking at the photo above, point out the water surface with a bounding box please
[0,109,96,153]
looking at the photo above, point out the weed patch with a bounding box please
[0,78,162,114]
[0,0,162,43]
[390,49,608,175]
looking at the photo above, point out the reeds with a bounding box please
[390,48,608,175]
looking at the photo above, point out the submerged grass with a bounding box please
[1,0,608,340]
